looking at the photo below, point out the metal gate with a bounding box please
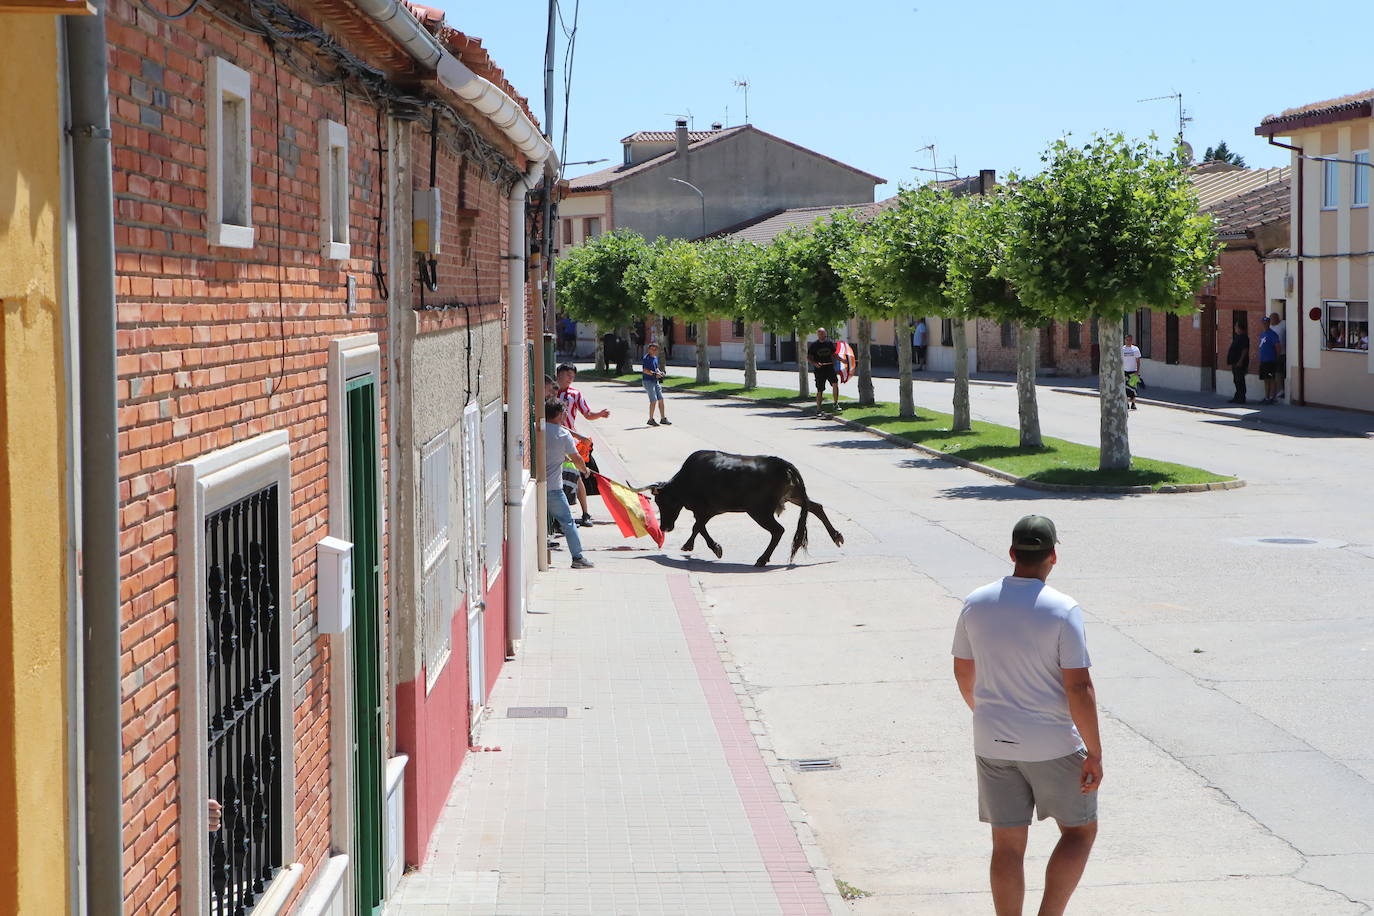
[205,486,283,916]
[347,376,385,914]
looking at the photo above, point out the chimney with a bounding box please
[675,118,690,177]
[978,169,997,195]
[675,118,689,159]
[710,121,722,130]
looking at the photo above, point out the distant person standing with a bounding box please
[807,328,841,415]
[1258,317,1281,404]
[1269,311,1286,399]
[913,318,929,371]
[953,515,1101,916]
[1121,334,1143,410]
[641,342,670,426]
[1226,320,1250,404]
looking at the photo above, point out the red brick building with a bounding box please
[105,0,551,911]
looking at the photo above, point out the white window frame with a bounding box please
[419,430,454,691]
[1322,158,1340,210]
[482,403,505,587]
[1353,151,1370,208]
[176,431,303,915]
[1323,300,1369,351]
[207,57,255,249]
[319,118,350,259]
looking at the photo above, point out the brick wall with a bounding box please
[106,0,396,909]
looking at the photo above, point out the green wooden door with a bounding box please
[346,377,384,914]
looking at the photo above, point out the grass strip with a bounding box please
[589,370,1232,490]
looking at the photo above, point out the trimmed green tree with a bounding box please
[556,229,650,371]
[739,233,806,396]
[948,192,1044,443]
[1001,135,1220,469]
[642,237,713,383]
[786,221,854,401]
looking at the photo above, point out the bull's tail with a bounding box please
[787,464,810,560]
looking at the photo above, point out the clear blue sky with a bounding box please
[436,0,1371,196]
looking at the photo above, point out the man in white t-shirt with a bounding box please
[912,318,929,371]
[953,515,1102,916]
[1121,335,1143,410]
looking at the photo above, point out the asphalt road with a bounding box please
[578,368,1374,915]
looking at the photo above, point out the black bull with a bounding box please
[651,450,845,567]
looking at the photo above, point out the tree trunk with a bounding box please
[952,319,971,431]
[1016,321,1042,448]
[856,316,875,407]
[1097,318,1131,470]
[695,322,710,384]
[795,327,810,399]
[617,324,633,376]
[743,320,758,390]
[594,325,606,372]
[896,315,915,418]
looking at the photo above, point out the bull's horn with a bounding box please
[629,481,663,493]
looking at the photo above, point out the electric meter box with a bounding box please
[317,536,354,634]
[413,187,442,253]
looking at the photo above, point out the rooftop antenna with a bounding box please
[1138,91,1193,162]
[665,110,694,130]
[733,78,750,124]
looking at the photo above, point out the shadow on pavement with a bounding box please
[645,554,836,574]
[934,484,1135,501]
[817,438,904,450]
[1199,416,1371,440]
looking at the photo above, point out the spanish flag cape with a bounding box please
[834,340,856,383]
[593,474,665,547]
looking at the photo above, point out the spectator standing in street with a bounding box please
[1258,317,1282,404]
[1269,310,1287,399]
[807,328,841,416]
[641,342,670,426]
[543,399,594,568]
[1226,321,1250,404]
[1121,334,1142,410]
[555,363,609,526]
[952,515,1102,916]
[913,318,929,371]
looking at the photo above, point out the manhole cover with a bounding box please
[506,707,567,718]
[789,757,841,772]
[1230,535,1345,549]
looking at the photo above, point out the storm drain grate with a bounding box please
[789,757,841,772]
[1259,537,1317,545]
[506,706,568,718]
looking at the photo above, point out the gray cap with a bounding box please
[1011,515,1059,550]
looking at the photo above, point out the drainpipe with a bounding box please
[506,156,548,646]
[65,2,124,912]
[1267,137,1305,405]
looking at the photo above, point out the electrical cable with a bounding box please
[138,0,201,21]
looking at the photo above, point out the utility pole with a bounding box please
[532,0,557,569]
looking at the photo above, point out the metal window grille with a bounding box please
[205,486,283,916]
[1067,322,1082,350]
[461,403,485,601]
[482,405,505,585]
[420,431,453,688]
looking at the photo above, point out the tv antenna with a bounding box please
[733,79,750,124]
[665,110,694,129]
[1138,91,1193,161]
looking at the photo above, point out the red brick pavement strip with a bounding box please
[666,572,835,916]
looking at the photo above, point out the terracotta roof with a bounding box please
[1256,89,1374,135]
[1202,172,1290,239]
[565,125,885,191]
[620,129,727,144]
[401,3,539,129]
[721,198,897,244]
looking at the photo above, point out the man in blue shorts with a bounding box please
[641,342,671,426]
[1258,316,1282,404]
[953,515,1102,916]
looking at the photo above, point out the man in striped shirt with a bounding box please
[555,363,609,526]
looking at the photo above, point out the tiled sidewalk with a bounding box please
[389,561,841,915]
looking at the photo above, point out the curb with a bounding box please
[594,376,1245,495]
[1049,386,1374,439]
[688,577,852,916]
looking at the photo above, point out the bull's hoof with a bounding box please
[711,544,723,559]
[681,541,693,552]
[834,533,846,546]
[754,558,767,568]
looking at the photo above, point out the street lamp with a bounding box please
[669,177,707,239]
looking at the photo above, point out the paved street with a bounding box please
[574,370,1373,914]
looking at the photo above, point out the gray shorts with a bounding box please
[976,750,1097,828]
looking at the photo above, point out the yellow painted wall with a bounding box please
[0,15,72,916]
